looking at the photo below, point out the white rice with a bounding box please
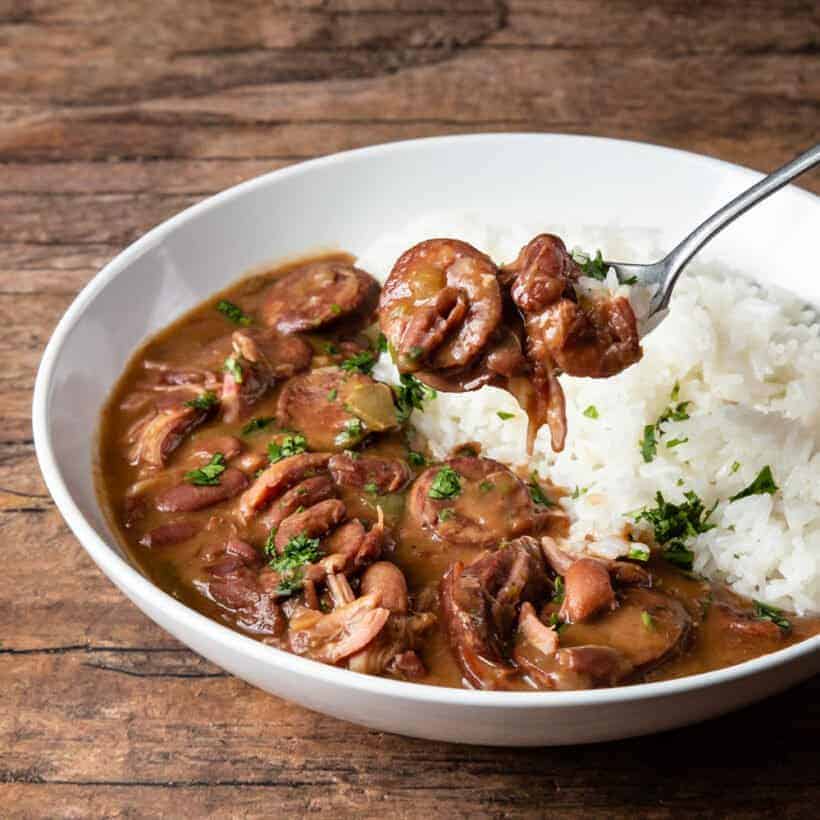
[361,212,820,615]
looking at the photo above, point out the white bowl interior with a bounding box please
[34,134,820,744]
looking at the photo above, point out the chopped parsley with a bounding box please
[223,355,244,384]
[267,433,307,463]
[428,466,462,500]
[730,465,778,502]
[551,576,565,604]
[753,600,791,632]
[641,611,655,630]
[634,490,717,571]
[627,544,650,562]
[407,450,426,468]
[269,532,323,596]
[640,424,657,463]
[640,385,693,462]
[376,333,388,353]
[363,482,379,495]
[572,248,608,280]
[241,416,274,436]
[572,485,588,499]
[323,342,339,355]
[340,350,376,375]
[528,472,555,507]
[438,508,455,522]
[394,374,437,422]
[184,391,218,411]
[479,479,495,494]
[547,612,567,632]
[184,453,226,486]
[334,417,364,447]
[216,299,252,326]
[497,411,515,421]
[330,303,342,315]
[327,388,338,402]
[731,461,741,474]
[583,405,599,419]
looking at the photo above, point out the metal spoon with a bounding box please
[606,143,820,334]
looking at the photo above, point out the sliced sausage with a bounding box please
[566,587,692,674]
[328,452,411,495]
[238,452,332,519]
[408,456,536,548]
[379,238,503,372]
[154,467,249,513]
[261,475,337,530]
[440,537,549,689]
[191,435,242,461]
[276,367,398,451]
[273,498,347,552]
[262,259,379,333]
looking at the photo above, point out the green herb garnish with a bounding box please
[267,433,307,463]
[528,472,555,507]
[184,453,226,486]
[730,466,778,502]
[572,248,608,280]
[438,508,455,522]
[547,611,567,632]
[394,374,437,423]
[753,600,791,632]
[731,461,741,474]
[376,333,388,353]
[269,532,323,595]
[184,391,218,411]
[223,355,244,384]
[407,450,426,468]
[634,490,717,571]
[323,342,339,355]
[572,485,588,499]
[627,544,650,562]
[666,437,689,449]
[334,417,364,447]
[363,482,379,495]
[497,411,515,421]
[428,466,462,500]
[327,388,338,402]
[241,416,274,435]
[340,350,376,375]
[640,424,657,463]
[407,345,423,361]
[552,575,565,604]
[583,405,599,419]
[216,299,252,326]
[479,480,494,494]
[330,303,342,315]
[641,611,655,630]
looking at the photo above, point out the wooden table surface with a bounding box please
[2,2,819,817]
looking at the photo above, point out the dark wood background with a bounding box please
[1,2,818,817]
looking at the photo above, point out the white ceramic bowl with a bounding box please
[33,134,820,745]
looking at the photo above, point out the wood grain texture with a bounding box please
[1,1,819,817]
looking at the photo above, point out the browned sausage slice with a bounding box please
[440,537,549,689]
[328,452,411,495]
[379,239,503,372]
[261,475,337,530]
[273,498,347,552]
[238,452,332,519]
[133,405,210,467]
[262,260,379,333]
[154,467,249,513]
[276,367,398,451]
[407,456,535,548]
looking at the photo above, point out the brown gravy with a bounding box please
[97,252,820,691]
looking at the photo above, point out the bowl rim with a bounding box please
[33,132,820,709]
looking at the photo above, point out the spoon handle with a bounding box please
[655,143,820,311]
